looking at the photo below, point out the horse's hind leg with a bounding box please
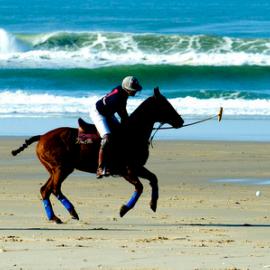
[120,169,144,217]
[40,165,78,223]
[39,157,63,223]
[137,166,159,212]
[40,176,63,224]
[51,167,79,221]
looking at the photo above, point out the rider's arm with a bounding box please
[118,108,129,124]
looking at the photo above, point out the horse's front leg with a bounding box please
[120,169,143,217]
[137,166,159,212]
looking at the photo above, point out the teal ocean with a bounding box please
[1,0,270,139]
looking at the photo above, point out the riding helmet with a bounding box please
[122,76,142,92]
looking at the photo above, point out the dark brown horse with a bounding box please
[12,88,184,223]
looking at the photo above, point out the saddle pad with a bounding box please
[76,132,100,144]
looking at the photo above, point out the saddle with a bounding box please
[77,118,100,144]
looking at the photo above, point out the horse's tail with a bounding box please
[11,135,41,156]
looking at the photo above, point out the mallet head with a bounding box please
[218,107,223,122]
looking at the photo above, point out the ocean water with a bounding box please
[1,0,270,139]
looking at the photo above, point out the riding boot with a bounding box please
[96,148,105,179]
[96,134,111,179]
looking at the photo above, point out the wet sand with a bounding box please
[1,138,270,269]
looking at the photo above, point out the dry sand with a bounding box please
[1,138,270,270]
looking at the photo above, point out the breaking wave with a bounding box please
[1,29,270,68]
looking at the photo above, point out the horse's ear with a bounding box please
[153,87,161,97]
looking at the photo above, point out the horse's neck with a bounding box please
[128,100,155,142]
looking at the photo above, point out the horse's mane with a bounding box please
[129,96,154,123]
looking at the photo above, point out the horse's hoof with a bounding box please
[120,205,130,217]
[150,201,157,212]
[70,209,79,220]
[51,216,63,224]
[72,215,79,220]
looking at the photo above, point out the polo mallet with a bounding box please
[153,107,223,130]
[150,107,223,145]
[182,106,223,127]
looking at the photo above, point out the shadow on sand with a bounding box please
[0,223,269,231]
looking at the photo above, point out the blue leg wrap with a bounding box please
[126,191,140,209]
[43,199,54,220]
[57,195,74,212]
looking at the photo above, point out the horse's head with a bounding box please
[152,87,184,128]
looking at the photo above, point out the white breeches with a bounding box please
[89,107,119,138]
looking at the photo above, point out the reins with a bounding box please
[150,122,165,148]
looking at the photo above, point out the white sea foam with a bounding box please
[170,97,270,116]
[1,49,270,68]
[1,30,270,68]
[1,90,270,118]
[0,29,18,54]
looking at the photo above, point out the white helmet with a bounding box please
[122,76,142,92]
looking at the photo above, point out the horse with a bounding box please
[11,87,184,223]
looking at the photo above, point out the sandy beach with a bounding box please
[1,138,270,270]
